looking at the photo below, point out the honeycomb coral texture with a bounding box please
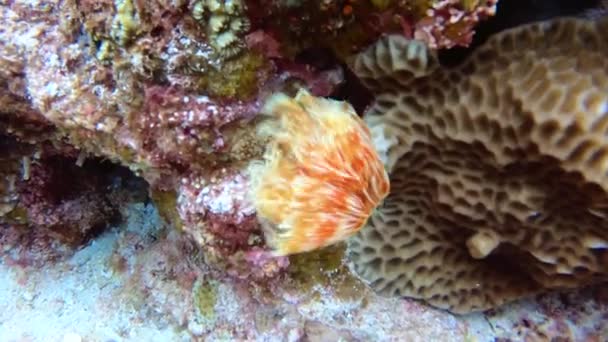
[348,17,608,313]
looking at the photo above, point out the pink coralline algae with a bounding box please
[245,30,283,59]
[137,85,261,166]
[176,170,292,280]
[18,162,116,245]
[247,0,499,61]
[366,0,499,50]
[413,0,499,49]
[177,171,257,253]
[0,137,138,268]
[240,248,290,279]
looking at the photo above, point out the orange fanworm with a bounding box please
[249,89,390,256]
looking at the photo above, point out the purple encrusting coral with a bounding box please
[1,0,608,340]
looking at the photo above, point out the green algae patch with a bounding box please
[194,52,268,100]
[287,244,366,301]
[4,206,28,224]
[193,278,219,321]
[150,190,181,229]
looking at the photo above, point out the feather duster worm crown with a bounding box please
[249,88,390,256]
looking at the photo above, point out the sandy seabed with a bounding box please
[0,202,606,342]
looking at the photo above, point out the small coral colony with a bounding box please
[2,0,608,316]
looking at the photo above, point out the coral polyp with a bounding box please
[110,0,142,47]
[249,89,390,256]
[192,0,251,59]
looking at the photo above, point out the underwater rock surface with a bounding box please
[1,0,608,340]
[1,202,607,341]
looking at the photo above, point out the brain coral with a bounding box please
[347,17,608,313]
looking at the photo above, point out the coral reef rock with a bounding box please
[348,16,608,313]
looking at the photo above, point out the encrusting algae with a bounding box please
[249,89,390,256]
